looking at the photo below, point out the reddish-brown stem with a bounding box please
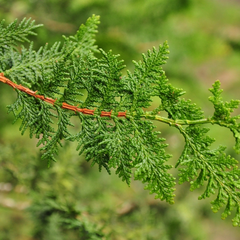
[17,85,29,92]
[62,102,77,111]
[44,97,56,105]
[35,94,45,100]
[81,108,95,115]
[117,111,127,117]
[100,110,112,118]
[0,73,127,118]
[24,88,38,97]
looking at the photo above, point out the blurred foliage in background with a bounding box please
[0,0,240,239]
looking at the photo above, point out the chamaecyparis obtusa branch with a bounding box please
[0,15,240,226]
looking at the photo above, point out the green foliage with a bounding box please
[209,80,240,153]
[0,18,42,48]
[1,15,240,227]
[29,195,104,240]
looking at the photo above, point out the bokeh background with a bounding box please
[0,0,240,239]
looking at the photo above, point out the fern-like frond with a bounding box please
[63,14,100,57]
[0,18,42,48]
[177,124,240,226]
[29,196,104,239]
[209,80,240,152]
[1,15,240,226]
[3,42,62,87]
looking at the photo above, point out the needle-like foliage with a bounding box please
[1,15,240,226]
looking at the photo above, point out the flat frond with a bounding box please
[1,15,240,226]
[63,14,100,57]
[177,125,240,225]
[0,18,42,48]
[209,80,240,153]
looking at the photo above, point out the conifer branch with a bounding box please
[1,16,240,226]
[0,18,43,48]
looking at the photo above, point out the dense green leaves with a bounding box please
[1,16,240,226]
[209,80,240,153]
[0,18,42,48]
[29,196,104,239]
[176,124,240,224]
[64,14,100,56]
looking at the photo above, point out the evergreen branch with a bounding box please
[0,73,127,118]
[40,106,74,167]
[1,16,240,226]
[29,197,104,239]
[175,124,240,226]
[7,66,238,207]
[62,14,100,57]
[3,42,63,87]
[209,80,240,153]
[0,18,42,48]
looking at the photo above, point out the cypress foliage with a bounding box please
[1,15,240,226]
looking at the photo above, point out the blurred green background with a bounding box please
[0,0,240,239]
